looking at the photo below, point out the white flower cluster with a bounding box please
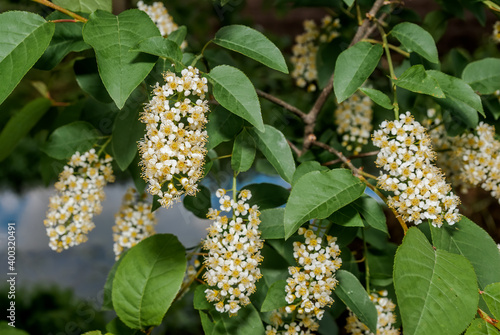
[493,21,500,44]
[44,149,114,252]
[266,227,342,334]
[345,290,400,335]
[137,1,187,49]
[291,15,341,92]
[112,187,157,260]
[138,67,209,209]
[335,90,373,154]
[203,189,264,316]
[373,112,461,227]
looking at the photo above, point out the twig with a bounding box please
[288,139,301,156]
[350,0,387,47]
[31,0,88,22]
[256,89,308,121]
[322,150,380,166]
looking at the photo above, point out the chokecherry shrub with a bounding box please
[2,0,500,334]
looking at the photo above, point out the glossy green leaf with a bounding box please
[334,42,383,103]
[359,88,393,109]
[284,169,365,239]
[81,332,102,335]
[36,12,90,70]
[329,204,364,227]
[111,89,147,170]
[129,154,146,194]
[231,128,256,172]
[483,283,500,320]
[82,10,160,109]
[112,234,186,329]
[465,318,500,335]
[213,25,288,73]
[166,26,187,47]
[0,11,54,106]
[0,321,30,335]
[53,0,112,13]
[259,208,285,239]
[0,98,51,162]
[352,196,388,234]
[394,228,479,335]
[183,185,211,219]
[391,22,439,63]
[131,37,182,62]
[106,317,140,335]
[427,70,483,126]
[243,183,289,210]
[336,270,378,333]
[261,280,288,312]
[206,105,244,150]
[211,304,265,335]
[74,58,113,103]
[248,125,296,183]
[431,216,500,291]
[291,161,328,186]
[42,121,101,160]
[394,65,445,98]
[207,65,264,131]
[193,284,212,310]
[102,249,129,311]
[422,10,449,42]
[462,58,500,95]
[199,311,214,335]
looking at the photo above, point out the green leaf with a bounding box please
[393,65,445,98]
[36,12,90,70]
[284,169,365,239]
[131,37,182,62]
[483,283,500,320]
[343,0,355,6]
[74,58,113,103]
[243,183,289,210]
[166,26,187,47]
[352,196,388,234]
[207,65,264,131]
[42,121,101,160]
[106,317,140,335]
[0,11,54,106]
[82,10,160,109]
[336,270,378,333]
[427,70,483,126]
[110,90,147,170]
[465,318,500,335]
[193,284,212,310]
[430,216,500,291]
[333,42,383,103]
[231,128,256,172]
[261,279,288,312]
[422,10,449,42]
[129,154,146,194]
[0,321,30,335]
[81,332,102,335]
[0,98,51,162]
[291,161,328,186]
[112,234,186,329]
[329,204,364,227]
[183,185,211,219]
[394,228,479,335]
[53,0,112,13]
[102,249,129,311]
[462,58,500,95]
[259,207,285,239]
[199,311,215,335]
[213,25,288,73]
[211,304,265,335]
[248,125,296,183]
[359,88,393,110]
[206,105,244,150]
[391,22,439,63]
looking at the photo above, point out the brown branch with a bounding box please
[312,140,362,175]
[350,0,387,47]
[287,139,301,156]
[256,89,307,121]
[322,150,380,166]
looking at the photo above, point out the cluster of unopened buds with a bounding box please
[493,21,500,44]
[44,149,114,252]
[345,290,400,335]
[334,90,373,155]
[202,189,264,316]
[266,227,342,334]
[372,112,461,227]
[137,1,187,49]
[138,66,209,208]
[112,187,157,260]
[291,15,341,92]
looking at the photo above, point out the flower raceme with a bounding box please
[266,227,342,334]
[202,189,264,316]
[44,149,115,252]
[112,187,157,260]
[372,112,461,227]
[138,66,209,209]
[345,290,400,335]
